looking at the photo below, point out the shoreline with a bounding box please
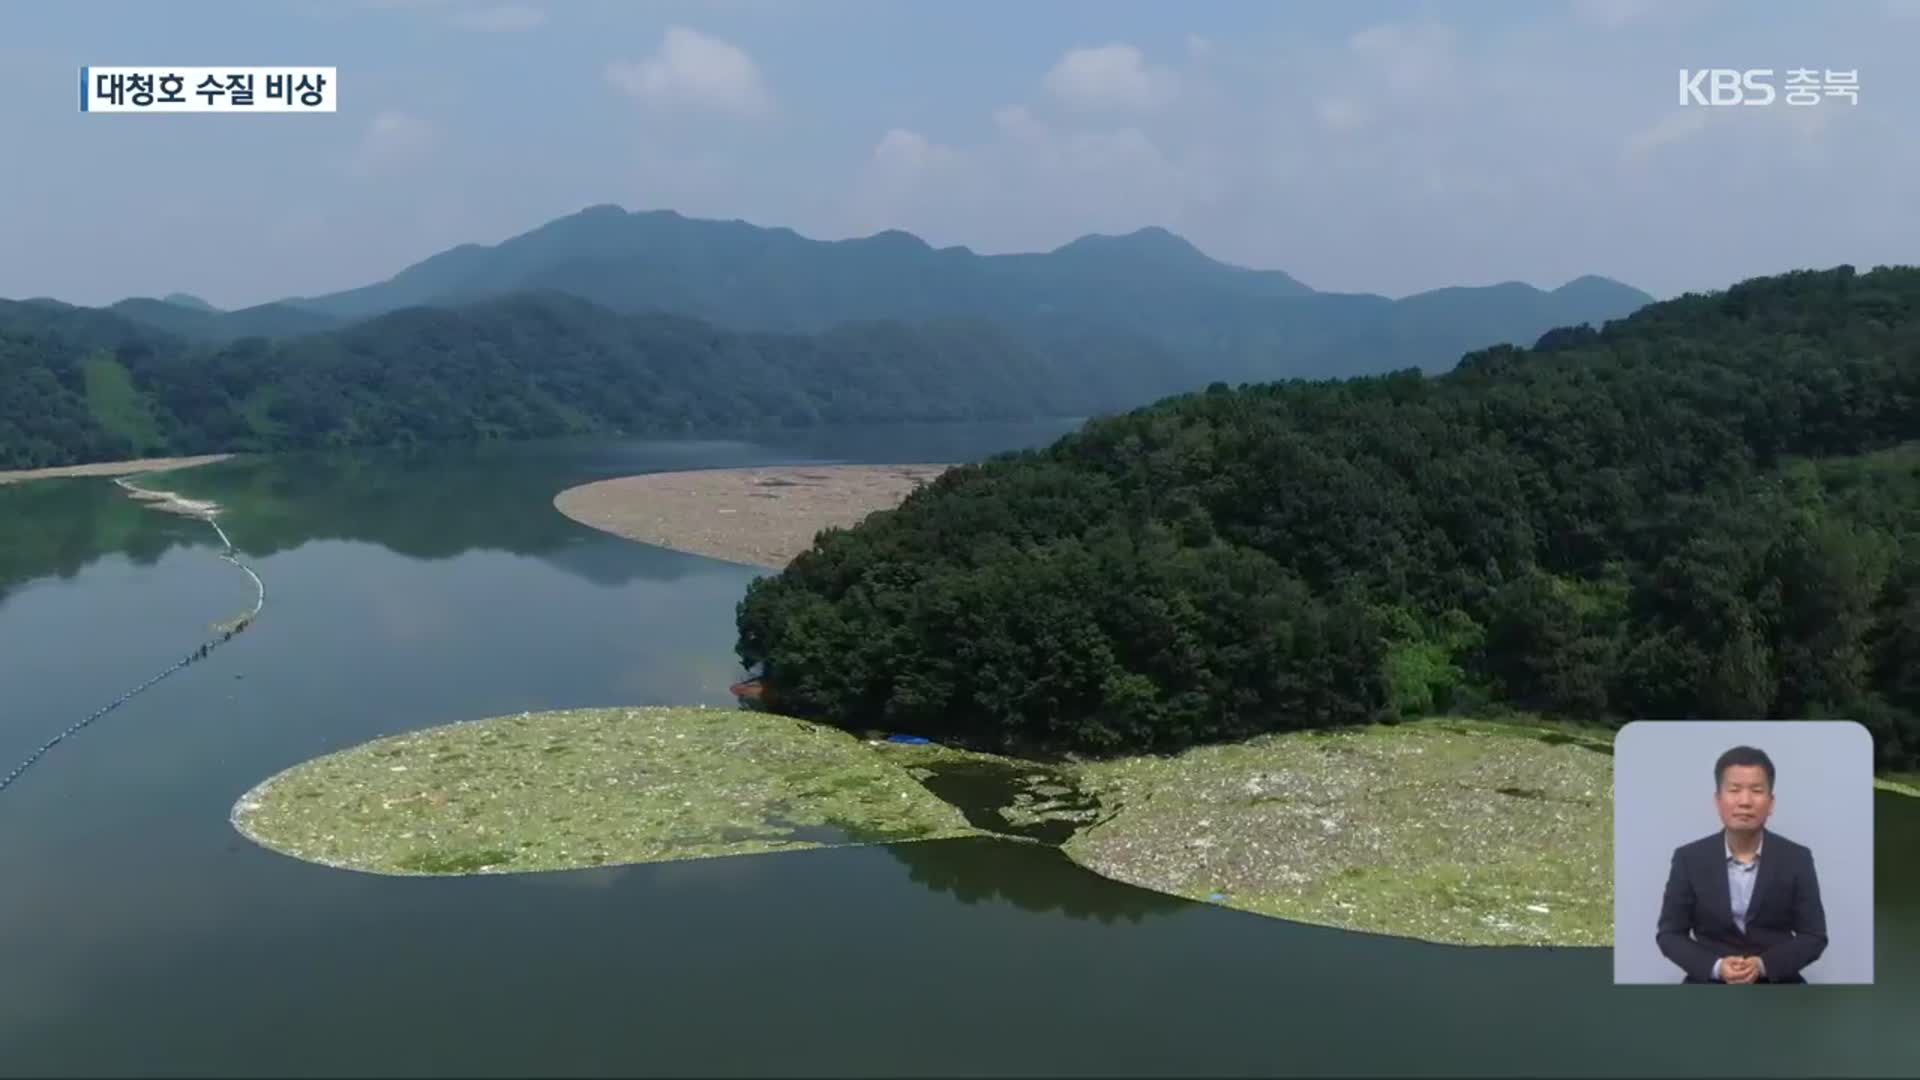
[208,459,1919,945]
[553,463,953,569]
[0,453,232,486]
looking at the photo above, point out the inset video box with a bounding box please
[1612,719,1875,986]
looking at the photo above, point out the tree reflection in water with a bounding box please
[881,835,1190,925]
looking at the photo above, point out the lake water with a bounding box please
[1,421,1915,1077]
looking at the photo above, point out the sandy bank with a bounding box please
[553,464,952,569]
[114,476,225,521]
[0,453,231,486]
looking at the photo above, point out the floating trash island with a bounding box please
[231,705,1625,947]
[230,707,1005,874]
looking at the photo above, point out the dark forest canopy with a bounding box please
[0,292,1136,470]
[736,265,1920,770]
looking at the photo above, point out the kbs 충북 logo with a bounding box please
[1678,69,1859,107]
[80,67,337,112]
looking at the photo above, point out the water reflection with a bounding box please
[0,420,1912,1076]
[164,446,695,572]
[0,477,208,604]
[0,420,1085,607]
[0,421,1918,1076]
[883,835,1191,925]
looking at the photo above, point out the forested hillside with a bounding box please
[735,265,1920,770]
[0,292,1129,470]
[107,297,342,342]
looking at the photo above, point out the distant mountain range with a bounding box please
[98,206,1655,387]
[102,296,340,343]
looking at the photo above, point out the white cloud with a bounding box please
[1044,44,1180,111]
[294,0,441,17]
[606,27,771,115]
[1421,169,1515,199]
[1287,20,1459,143]
[992,104,1046,142]
[826,6,1906,301]
[348,109,436,178]
[1315,97,1368,133]
[850,129,972,239]
[450,5,545,31]
[1054,128,1176,182]
[870,129,960,173]
[1779,101,1838,166]
[1570,0,1661,26]
[1622,109,1710,162]
[848,109,1204,252]
[1347,21,1457,96]
[169,0,1920,310]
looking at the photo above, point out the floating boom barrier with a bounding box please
[0,478,265,796]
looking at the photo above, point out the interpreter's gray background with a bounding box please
[1612,720,1874,985]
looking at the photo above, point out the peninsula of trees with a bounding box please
[736,266,1920,771]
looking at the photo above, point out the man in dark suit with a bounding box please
[1656,745,1828,983]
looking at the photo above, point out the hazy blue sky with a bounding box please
[1,0,1914,308]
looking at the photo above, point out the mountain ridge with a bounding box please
[0,263,1872,478]
[264,205,1652,381]
[286,206,1650,312]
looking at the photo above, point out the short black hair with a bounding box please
[1715,745,1775,790]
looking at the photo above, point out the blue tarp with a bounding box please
[885,734,931,744]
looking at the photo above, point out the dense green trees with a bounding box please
[0,293,1107,471]
[738,266,1920,769]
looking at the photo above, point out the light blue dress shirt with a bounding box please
[1712,833,1764,982]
